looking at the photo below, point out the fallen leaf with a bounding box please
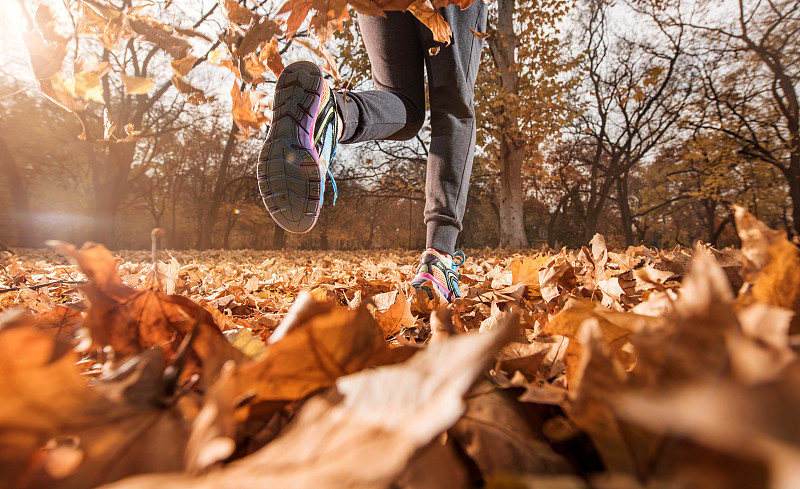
[449,380,572,477]
[0,312,191,489]
[235,298,388,405]
[99,310,514,489]
[735,205,800,332]
[49,241,244,384]
[367,289,416,337]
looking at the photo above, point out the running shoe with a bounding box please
[411,249,466,302]
[258,61,339,233]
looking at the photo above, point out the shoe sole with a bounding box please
[258,61,325,233]
[411,272,456,302]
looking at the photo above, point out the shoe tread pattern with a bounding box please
[258,61,324,233]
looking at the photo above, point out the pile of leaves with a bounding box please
[1,205,799,489]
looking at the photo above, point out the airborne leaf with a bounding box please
[120,74,155,95]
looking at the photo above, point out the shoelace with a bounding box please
[452,250,466,268]
[327,146,338,206]
[327,94,339,206]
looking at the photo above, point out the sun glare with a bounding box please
[0,0,33,82]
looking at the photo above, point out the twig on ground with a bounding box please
[0,279,87,294]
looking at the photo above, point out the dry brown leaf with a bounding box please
[539,258,574,303]
[235,299,388,404]
[128,15,191,58]
[22,32,68,81]
[169,56,197,78]
[33,305,82,343]
[393,437,470,489]
[469,27,489,39]
[632,248,738,387]
[562,318,660,477]
[230,84,269,137]
[171,76,211,105]
[613,366,800,489]
[238,18,282,58]
[0,313,190,489]
[49,242,244,384]
[99,312,514,489]
[449,380,572,478]
[262,37,284,76]
[64,70,105,103]
[729,303,796,384]
[735,205,800,332]
[219,0,257,25]
[543,297,648,380]
[407,0,452,45]
[368,289,416,337]
[184,361,238,473]
[278,0,314,36]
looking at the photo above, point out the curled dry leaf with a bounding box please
[407,0,452,45]
[734,205,800,332]
[235,298,389,406]
[367,289,416,337]
[449,380,573,478]
[99,310,514,489]
[169,57,197,78]
[469,27,489,39]
[0,313,191,489]
[49,241,244,385]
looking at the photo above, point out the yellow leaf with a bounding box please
[207,47,227,65]
[119,73,155,95]
[735,205,800,331]
[64,71,104,103]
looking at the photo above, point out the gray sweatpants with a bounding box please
[334,1,488,255]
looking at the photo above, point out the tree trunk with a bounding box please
[789,151,800,239]
[546,194,568,247]
[88,141,136,247]
[0,136,36,247]
[617,173,634,246]
[198,123,238,250]
[498,138,528,248]
[489,0,529,249]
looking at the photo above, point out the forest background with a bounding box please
[0,0,797,252]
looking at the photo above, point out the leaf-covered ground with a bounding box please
[1,206,798,489]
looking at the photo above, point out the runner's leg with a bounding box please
[334,11,426,143]
[419,1,488,254]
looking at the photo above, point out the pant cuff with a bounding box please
[426,222,459,255]
[334,91,359,143]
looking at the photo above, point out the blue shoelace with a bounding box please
[327,144,338,206]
